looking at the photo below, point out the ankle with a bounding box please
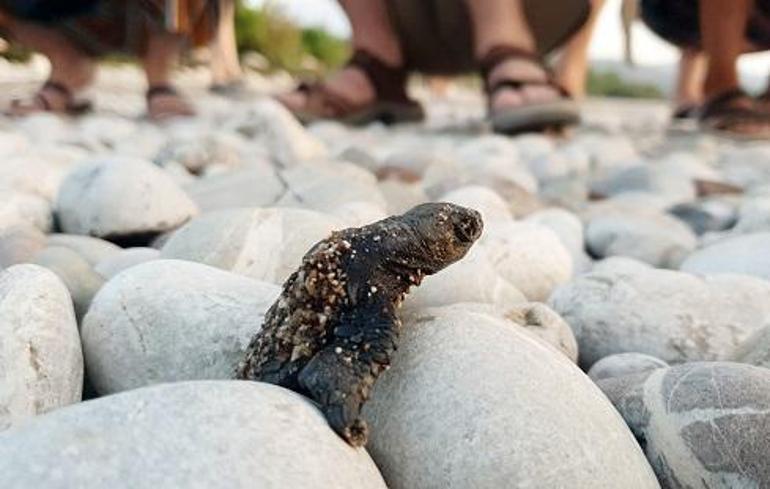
[704,71,739,99]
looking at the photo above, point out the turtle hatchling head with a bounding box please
[392,202,483,274]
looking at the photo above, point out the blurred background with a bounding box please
[3,0,770,100]
[247,0,770,95]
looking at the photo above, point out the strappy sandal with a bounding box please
[480,45,580,135]
[7,81,92,116]
[281,50,425,126]
[699,89,770,140]
[146,85,196,121]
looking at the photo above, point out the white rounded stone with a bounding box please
[439,185,513,224]
[586,209,697,268]
[0,154,69,202]
[56,156,199,238]
[0,225,46,268]
[680,232,770,280]
[183,163,285,212]
[225,98,328,166]
[598,363,770,489]
[404,246,526,312]
[587,353,669,381]
[154,132,245,174]
[0,190,52,233]
[0,381,388,489]
[363,306,659,489]
[275,161,387,213]
[329,201,388,227]
[378,180,429,215]
[0,265,82,431]
[731,197,770,235]
[423,137,539,213]
[730,325,770,369]
[481,221,573,301]
[32,246,105,321]
[93,247,160,279]
[526,208,590,274]
[499,302,579,362]
[82,260,280,394]
[161,207,342,284]
[549,257,770,367]
[46,234,122,266]
[589,164,696,206]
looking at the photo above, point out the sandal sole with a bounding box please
[295,102,425,127]
[491,100,580,135]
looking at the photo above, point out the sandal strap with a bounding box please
[347,50,411,104]
[478,44,571,99]
[699,88,754,119]
[36,81,74,111]
[298,82,360,119]
[146,85,178,100]
[479,45,543,79]
[40,81,73,100]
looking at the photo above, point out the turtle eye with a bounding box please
[453,214,482,244]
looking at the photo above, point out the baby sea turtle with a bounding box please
[236,203,483,446]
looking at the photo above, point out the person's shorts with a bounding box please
[0,0,98,22]
[387,0,590,74]
[641,0,770,50]
[0,0,218,57]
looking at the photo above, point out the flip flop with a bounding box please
[481,45,580,135]
[699,89,770,141]
[7,81,92,116]
[280,50,425,126]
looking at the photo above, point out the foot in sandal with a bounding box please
[699,89,770,140]
[481,46,580,135]
[7,81,92,117]
[146,85,196,121]
[276,50,424,126]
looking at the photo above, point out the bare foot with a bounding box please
[147,86,195,121]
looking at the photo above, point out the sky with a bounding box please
[252,0,770,77]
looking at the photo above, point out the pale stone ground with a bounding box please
[1,58,770,488]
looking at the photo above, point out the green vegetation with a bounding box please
[0,41,32,63]
[235,0,348,73]
[586,70,664,99]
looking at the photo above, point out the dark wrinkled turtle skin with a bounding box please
[236,203,483,446]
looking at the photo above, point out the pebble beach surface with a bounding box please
[1,60,769,488]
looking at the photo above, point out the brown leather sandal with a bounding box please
[282,50,425,126]
[699,89,770,140]
[7,81,92,116]
[480,45,580,135]
[146,85,196,121]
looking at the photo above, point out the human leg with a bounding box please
[2,15,95,114]
[210,0,243,89]
[467,0,581,133]
[554,0,607,99]
[143,30,195,120]
[278,0,407,120]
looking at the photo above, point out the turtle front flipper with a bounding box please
[297,303,399,447]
